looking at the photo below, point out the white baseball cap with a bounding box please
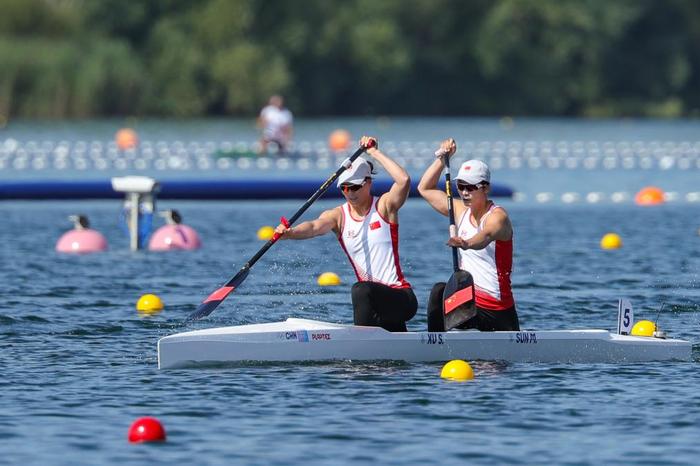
[454,159,490,185]
[337,158,373,187]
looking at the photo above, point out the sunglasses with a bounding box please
[340,180,367,193]
[456,182,482,192]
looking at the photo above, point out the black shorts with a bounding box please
[351,282,418,332]
[427,282,520,331]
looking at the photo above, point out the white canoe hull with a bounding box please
[157,318,692,369]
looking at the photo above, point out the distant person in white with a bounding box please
[257,95,293,153]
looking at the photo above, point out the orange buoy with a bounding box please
[328,129,351,152]
[116,128,139,150]
[634,186,665,206]
[128,417,166,443]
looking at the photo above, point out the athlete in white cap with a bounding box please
[418,138,519,331]
[274,136,417,332]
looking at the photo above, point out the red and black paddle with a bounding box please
[186,142,374,322]
[441,151,476,331]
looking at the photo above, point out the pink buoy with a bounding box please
[56,215,108,253]
[148,224,201,251]
[148,210,201,251]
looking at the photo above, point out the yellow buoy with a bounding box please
[137,294,164,314]
[600,233,622,250]
[631,320,656,337]
[317,272,341,286]
[440,360,474,381]
[257,226,275,241]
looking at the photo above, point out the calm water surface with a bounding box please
[1,198,699,465]
[1,119,700,465]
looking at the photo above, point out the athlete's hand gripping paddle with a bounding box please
[440,143,476,331]
[186,141,375,322]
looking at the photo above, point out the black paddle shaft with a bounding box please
[442,154,460,272]
[186,143,373,322]
[245,142,373,269]
[440,149,477,330]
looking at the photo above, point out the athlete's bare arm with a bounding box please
[447,208,512,250]
[363,137,410,220]
[275,208,341,239]
[418,138,466,218]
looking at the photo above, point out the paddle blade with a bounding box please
[443,270,476,331]
[186,267,251,321]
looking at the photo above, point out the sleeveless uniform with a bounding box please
[456,204,514,310]
[338,197,410,289]
[337,197,416,332]
[427,202,519,332]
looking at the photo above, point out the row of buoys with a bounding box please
[7,137,700,153]
[55,210,201,253]
[6,138,700,169]
[6,151,700,170]
[5,147,700,163]
[517,186,682,204]
[116,128,353,152]
[8,153,698,180]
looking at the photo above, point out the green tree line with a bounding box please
[1,0,699,118]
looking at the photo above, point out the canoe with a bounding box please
[157,318,692,369]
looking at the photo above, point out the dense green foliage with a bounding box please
[1,0,699,118]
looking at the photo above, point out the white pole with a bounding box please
[129,192,140,251]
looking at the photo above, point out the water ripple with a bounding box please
[2,199,700,465]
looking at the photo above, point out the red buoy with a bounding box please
[128,417,166,443]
